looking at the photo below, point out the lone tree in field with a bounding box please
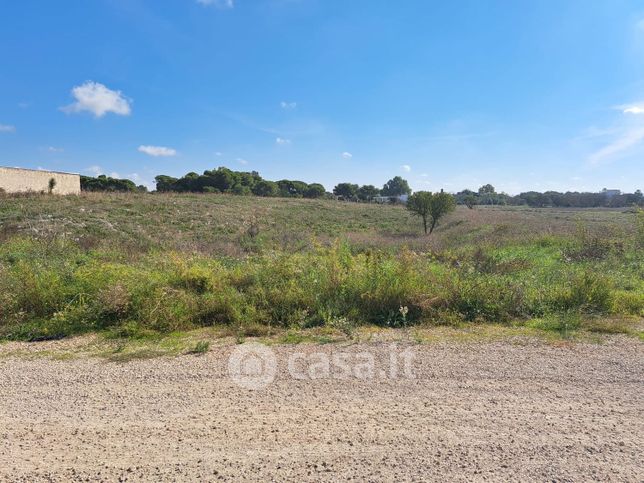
[48,178,57,194]
[406,190,456,234]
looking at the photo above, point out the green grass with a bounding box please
[0,193,642,342]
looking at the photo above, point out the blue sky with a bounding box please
[1,0,643,193]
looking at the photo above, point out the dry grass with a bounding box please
[0,193,641,343]
[0,192,634,255]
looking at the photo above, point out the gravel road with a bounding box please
[1,338,642,482]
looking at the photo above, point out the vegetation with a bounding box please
[0,192,641,342]
[333,182,359,199]
[407,191,456,234]
[48,178,56,194]
[154,167,327,198]
[78,166,642,211]
[381,176,412,197]
[81,174,147,193]
[455,184,643,208]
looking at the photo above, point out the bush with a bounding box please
[554,271,613,314]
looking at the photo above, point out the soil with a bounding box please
[1,338,642,482]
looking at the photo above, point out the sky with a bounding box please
[1,0,643,194]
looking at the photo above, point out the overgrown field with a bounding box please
[0,193,642,341]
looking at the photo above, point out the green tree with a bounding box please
[277,180,308,197]
[252,180,279,197]
[464,194,477,209]
[406,191,456,234]
[357,184,380,201]
[154,175,179,192]
[381,176,411,197]
[304,183,326,199]
[82,175,137,192]
[48,178,57,194]
[333,183,359,199]
[478,184,496,195]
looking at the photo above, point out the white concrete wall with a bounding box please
[0,167,81,195]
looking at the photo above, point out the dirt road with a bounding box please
[1,339,642,481]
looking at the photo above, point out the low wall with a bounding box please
[0,167,81,195]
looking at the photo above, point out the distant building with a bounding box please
[602,189,621,198]
[373,194,409,204]
[0,166,81,195]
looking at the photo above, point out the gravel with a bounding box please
[1,338,642,482]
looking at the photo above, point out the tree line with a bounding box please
[80,175,147,193]
[332,176,412,200]
[454,184,643,208]
[79,167,643,208]
[155,167,327,198]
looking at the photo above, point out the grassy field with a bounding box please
[0,192,642,343]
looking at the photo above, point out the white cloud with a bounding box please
[197,0,234,8]
[341,152,353,159]
[420,173,428,177]
[62,81,132,118]
[110,172,121,179]
[401,164,411,172]
[622,105,644,114]
[215,151,223,156]
[85,165,103,176]
[588,126,644,165]
[47,146,64,153]
[280,101,297,110]
[0,124,16,133]
[237,158,248,165]
[138,145,177,157]
[276,137,291,145]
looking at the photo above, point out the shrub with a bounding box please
[188,341,210,354]
[554,271,613,314]
[0,231,639,340]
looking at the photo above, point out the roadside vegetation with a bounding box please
[0,192,641,343]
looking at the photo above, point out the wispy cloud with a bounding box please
[341,152,352,159]
[276,137,291,145]
[401,164,411,172]
[586,102,644,164]
[237,158,248,165]
[62,81,132,118]
[197,0,234,8]
[617,103,644,115]
[588,126,644,165]
[46,146,64,153]
[280,101,297,110]
[0,124,15,133]
[138,145,177,157]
